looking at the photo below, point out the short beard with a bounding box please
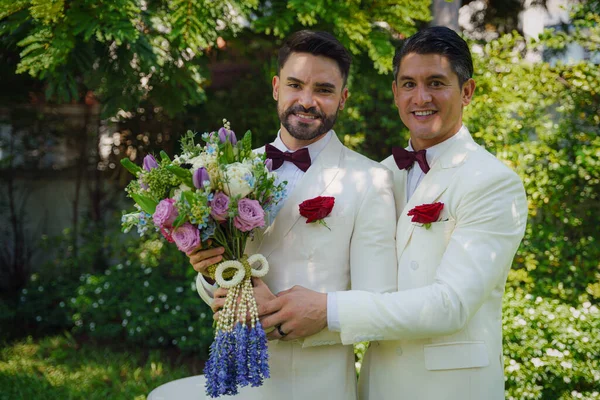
[278,104,339,141]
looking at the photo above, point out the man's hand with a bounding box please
[188,242,225,276]
[259,286,327,341]
[212,278,277,322]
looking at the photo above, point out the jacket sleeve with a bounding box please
[196,274,217,306]
[336,168,527,344]
[303,165,398,347]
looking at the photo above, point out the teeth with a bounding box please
[414,111,435,116]
[296,114,317,119]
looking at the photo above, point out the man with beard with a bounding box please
[188,30,398,399]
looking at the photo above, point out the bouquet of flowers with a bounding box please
[120,120,286,397]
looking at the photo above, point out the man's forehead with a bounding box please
[398,53,455,78]
[281,52,343,79]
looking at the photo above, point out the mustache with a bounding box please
[284,105,325,119]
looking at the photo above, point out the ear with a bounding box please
[272,76,280,101]
[338,87,349,110]
[461,78,476,106]
[392,80,400,109]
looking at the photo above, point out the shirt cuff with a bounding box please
[327,292,341,332]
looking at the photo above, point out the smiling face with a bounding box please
[393,52,475,151]
[273,52,348,149]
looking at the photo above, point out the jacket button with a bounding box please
[396,347,403,356]
[410,261,419,270]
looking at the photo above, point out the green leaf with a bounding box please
[220,141,235,164]
[240,130,252,153]
[160,150,171,162]
[172,213,187,228]
[131,193,157,215]
[120,158,142,176]
[166,165,194,188]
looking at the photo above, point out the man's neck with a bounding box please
[280,126,328,151]
[410,124,463,151]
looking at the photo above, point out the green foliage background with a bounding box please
[1,1,599,399]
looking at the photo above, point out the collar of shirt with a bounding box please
[270,129,333,163]
[407,124,468,169]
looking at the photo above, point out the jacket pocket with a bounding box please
[423,341,490,371]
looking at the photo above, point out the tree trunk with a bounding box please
[430,0,461,31]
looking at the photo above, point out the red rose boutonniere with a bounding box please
[407,202,444,229]
[299,196,335,230]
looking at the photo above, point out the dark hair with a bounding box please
[393,26,473,86]
[278,30,352,86]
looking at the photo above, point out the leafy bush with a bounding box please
[503,288,600,399]
[4,225,214,356]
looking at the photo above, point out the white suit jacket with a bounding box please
[197,133,398,400]
[336,129,528,400]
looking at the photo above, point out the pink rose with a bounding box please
[153,198,178,228]
[172,223,200,254]
[210,192,230,222]
[234,199,265,232]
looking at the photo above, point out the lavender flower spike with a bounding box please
[143,154,159,171]
[193,167,210,189]
[218,127,237,145]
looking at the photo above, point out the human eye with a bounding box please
[430,80,445,87]
[402,81,415,89]
[288,83,300,89]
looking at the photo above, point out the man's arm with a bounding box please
[335,169,527,344]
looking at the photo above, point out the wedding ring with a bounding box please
[276,324,287,337]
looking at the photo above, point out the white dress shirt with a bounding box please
[198,130,334,293]
[266,130,332,221]
[327,125,469,331]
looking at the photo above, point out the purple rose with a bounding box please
[264,158,273,172]
[217,127,237,145]
[193,167,210,189]
[143,154,159,171]
[153,198,178,228]
[210,192,230,222]
[234,199,265,232]
[172,223,200,254]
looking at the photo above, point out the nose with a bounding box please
[297,88,317,109]
[413,85,432,105]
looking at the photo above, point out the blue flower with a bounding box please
[247,322,270,387]
[234,323,250,387]
[201,221,216,242]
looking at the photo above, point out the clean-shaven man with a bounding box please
[261,26,528,400]
[190,30,397,400]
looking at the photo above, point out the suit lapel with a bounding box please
[256,134,344,257]
[396,132,477,255]
[381,155,408,219]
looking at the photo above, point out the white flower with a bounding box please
[222,162,254,197]
[144,281,149,287]
[188,154,210,170]
[122,319,128,326]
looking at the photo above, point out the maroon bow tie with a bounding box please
[265,144,311,172]
[392,147,430,173]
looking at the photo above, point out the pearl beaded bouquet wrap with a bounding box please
[119,120,287,398]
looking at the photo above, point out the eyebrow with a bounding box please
[398,74,449,81]
[287,76,337,90]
